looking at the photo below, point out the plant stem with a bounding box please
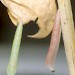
[57,0,75,75]
[7,21,23,75]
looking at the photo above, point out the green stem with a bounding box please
[7,21,23,75]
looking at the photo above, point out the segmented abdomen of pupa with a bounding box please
[1,0,57,39]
